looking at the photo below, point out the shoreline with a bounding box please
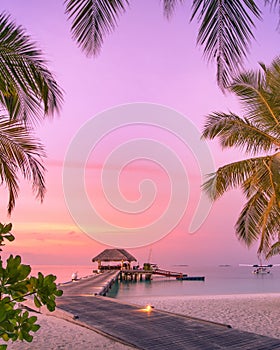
[6,292,280,349]
[125,292,280,340]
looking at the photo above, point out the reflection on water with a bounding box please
[30,265,94,284]
[29,264,280,299]
[107,265,280,299]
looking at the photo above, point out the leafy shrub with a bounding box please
[0,223,63,349]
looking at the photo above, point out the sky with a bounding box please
[1,0,280,268]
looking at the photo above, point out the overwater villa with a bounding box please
[92,248,137,271]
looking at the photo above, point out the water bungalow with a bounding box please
[92,248,137,271]
[92,248,205,282]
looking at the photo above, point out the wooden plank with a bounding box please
[59,271,119,296]
[56,293,280,350]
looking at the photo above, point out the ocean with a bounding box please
[30,265,94,284]
[107,265,280,299]
[30,264,280,298]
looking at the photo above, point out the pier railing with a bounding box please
[153,268,182,278]
[119,268,184,281]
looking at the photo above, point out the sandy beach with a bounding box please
[127,293,280,340]
[7,310,134,350]
[6,293,280,349]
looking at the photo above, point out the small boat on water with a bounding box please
[239,262,280,275]
[253,266,271,274]
[176,275,205,281]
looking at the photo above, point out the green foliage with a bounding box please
[0,10,63,349]
[0,223,63,347]
[28,273,63,312]
[0,13,64,214]
[64,0,271,89]
[0,12,63,123]
[64,0,129,57]
[202,56,280,257]
[191,0,261,89]
[0,297,39,344]
[0,224,14,251]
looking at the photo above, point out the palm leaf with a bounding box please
[264,0,280,29]
[0,13,63,123]
[202,112,278,154]
[0,117,45,213]
[241,158,274,199]
[264,57,280,113]
[270,152,280,203]
[161,0,184,19]
[266,240,280,258]
[191,0,261,89]
[235,191,268,246]
[202,154,280,200]
[64,0,129,57]
[236,190,280,253]
[258,192,280,255]
[203,55,280,256]
[230,62,280,134]
[203,157,261,200]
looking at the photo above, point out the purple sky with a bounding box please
[1,1,280,267]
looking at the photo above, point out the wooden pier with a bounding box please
[119,268,183,281]
[119,268,205,282]
[119,269,152,281]
[60,270,120,296]
[56,273,280,349]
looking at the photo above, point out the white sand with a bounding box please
[126,293,280,340]
[7,311,134,350]
[6,293,280,348]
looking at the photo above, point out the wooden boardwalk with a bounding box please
[57,274,280,350]
[59,271,119,296]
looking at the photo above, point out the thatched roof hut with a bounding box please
[92,249,137,270]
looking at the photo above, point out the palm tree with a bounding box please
[64,0,280,90]
[0,13,63,213]
[0,119,46,214]
[0,13,63,124]
[202,56,280,257]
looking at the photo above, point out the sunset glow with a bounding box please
[0,1,279,267]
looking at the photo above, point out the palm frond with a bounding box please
[204,152,280,199]
[0,117,45,213]
[235,191,267,246]
[191,0,261,89]
[236,186,280,253]
[64,0,129,57]
[230,63,280,134]
[204,149,280,254]
[241,158,273,198]
[264,0,280,29]
[161,0,185,19]
[258,195,276,253]
[203,55,280,256]
[202,156,269,200]
[202,112,278,154]
[264,57,280,112]
[0,13,63,123]
[265,0,280,9]
[266,240,280,258]
[0,158,18,215]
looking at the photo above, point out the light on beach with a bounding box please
[141,305,154,312]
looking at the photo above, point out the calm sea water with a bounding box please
[29,264,280,298]
[30,265,94,284]
[107,265,280,299]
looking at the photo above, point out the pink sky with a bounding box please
[1,1,280,267]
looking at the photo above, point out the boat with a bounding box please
[239,262,280,274]
[176,275,205,281]
[253,266,271,274]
